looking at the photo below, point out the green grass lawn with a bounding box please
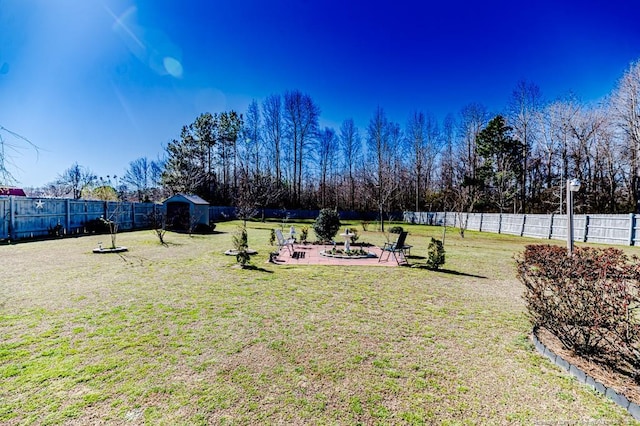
[1,221,637,425]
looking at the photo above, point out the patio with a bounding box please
[270,243,401,266]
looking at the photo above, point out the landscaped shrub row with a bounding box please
[516,245,640,381]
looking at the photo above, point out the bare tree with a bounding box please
[456,103,490,210]
[458,103,489,183]
[57,163,97,199]
[243,99,262,177]
[0,125,38,185]
[122,157,160,202]
[263,94,284,182]
[366,107,401,231]
[439,113,456,196]
[317,127,338,208]
[508,80,543,213]
[283,90,320,205]
[611,60,640,212]
[339,118,362,211]
[406,110,427,212]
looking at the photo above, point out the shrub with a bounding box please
[313,209,341,243]
[300,226,309,243]
[232,225,251,267]
[85,218,110,234]
[48,223,63,237]
[349,229,360,245]
[426,238,445,270]
[389,226,404,234]
[192,223,213,234]
[516,245,640,378]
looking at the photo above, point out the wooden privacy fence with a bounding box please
[403,212,640,246]
[0,196,158,241]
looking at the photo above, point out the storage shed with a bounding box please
[163,194,210,231]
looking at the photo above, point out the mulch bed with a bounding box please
[537,327,640,404]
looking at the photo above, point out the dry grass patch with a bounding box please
[0,222,638,424]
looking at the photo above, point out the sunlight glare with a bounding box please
[163,57,183,78]
[107,5,183,79]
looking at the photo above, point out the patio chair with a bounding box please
[275,228,295,256]
[378,231,409,265]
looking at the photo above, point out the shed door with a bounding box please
[166,202,190,231]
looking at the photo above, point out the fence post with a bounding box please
[583,215,589,242]
[65,199,71,235]
[498,214,502,234]
[629,213,636,246]
[9,195,16,241]
[548,213,554,239]
[478,213,483,232]
[131,203,135,229]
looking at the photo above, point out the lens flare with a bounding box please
[163,57,183,78]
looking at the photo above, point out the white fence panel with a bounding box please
[403,211,640,247]
[501,214,523,235]
[585,215,632,244]
[522,214,552,239]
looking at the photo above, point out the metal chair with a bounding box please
[275,228,295,256]
[378,231,409,265]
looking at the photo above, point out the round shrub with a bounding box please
[313,209,341,242]
[389,226,404,234]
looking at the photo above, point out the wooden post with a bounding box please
[629,213,635,246]
[65,199,71,235]
[9,195,16,241]
[583,215,589,242]
[131,203,135,230]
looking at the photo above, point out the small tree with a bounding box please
[426,238,445,270]
[313,208,341,243]
[232,225,251,267]
[100,201,123,249]
[148,208,167,245]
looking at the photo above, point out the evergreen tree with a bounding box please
[476,115,523,212]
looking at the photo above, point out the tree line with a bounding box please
[29,58,640,217]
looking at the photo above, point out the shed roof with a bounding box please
[0,186,26,196]
[164,193,209,205]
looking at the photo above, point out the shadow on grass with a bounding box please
[161,241,184,247]
[239,264,274,273]
[436,268,487,279]
[410,264,487,278]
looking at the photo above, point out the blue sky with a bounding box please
[1,0,639,187]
